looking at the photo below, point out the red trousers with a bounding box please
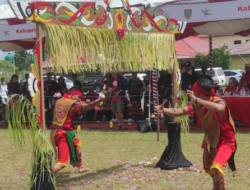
[55,129,82,167]
[204,143,236,175]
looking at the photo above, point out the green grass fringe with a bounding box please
[6,95,56,189]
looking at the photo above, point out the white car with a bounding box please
[123,73,147,82]
[195,67,226,87]
[223,69,244,85]
[43,76,74,90]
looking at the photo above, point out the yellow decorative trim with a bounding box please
[211,162,225,176]
[32,90,39,107]
[56,161,68,167]
[75,140,82,148]
[31,64,39,81]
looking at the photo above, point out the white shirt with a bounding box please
[0,83,8,99]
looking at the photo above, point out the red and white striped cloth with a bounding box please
[152,69,158,123]
[209,35,213,76]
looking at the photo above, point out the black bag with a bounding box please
[157,122,192,170]
[136,119,157,133]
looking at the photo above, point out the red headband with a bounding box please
[192,82,220,98]
[68,90,83,96]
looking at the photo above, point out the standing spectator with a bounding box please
[158,69,172,104]
[8,74,21,95]
[240,63,250,89]
[107,72,127,130]
[191,67,199,86]
[86,88,99,121]
[44,73,58,109]
[72,73,82,90]
[198,66,213,82]
[143,71,153,118]
[128,72,143,106]
[57,76,67,96]
[181,61,193,92]
[0,78,8,104]
[22,74,30,99]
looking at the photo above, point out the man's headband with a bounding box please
[192,82,219,98]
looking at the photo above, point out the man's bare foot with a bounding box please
[78,165,91,173]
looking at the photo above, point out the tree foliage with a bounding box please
[0,60,19,81]
[194,48,231,69]
[14,50,33,71]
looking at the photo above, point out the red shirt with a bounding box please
[242,73,250,88]
[86,92,99,101]
[112,77,122,101]
[187,97,235,145]
[224,85,241,93]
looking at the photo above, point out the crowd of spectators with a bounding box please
[3,62,250,129]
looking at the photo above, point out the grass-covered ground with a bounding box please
[0,129,249,190]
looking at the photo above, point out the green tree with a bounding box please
[212,47,231,69]
[14,50,33,71]
[0,60,19,81]
[194,53,209,68]
[194,48,231,69]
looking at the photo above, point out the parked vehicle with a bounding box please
[195,67,226,86]
[223,69,244,85]
[81,75,104,92]
[123,73,147,82]
[43,76,74,90]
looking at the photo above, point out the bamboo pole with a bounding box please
[171,63,176,122]
[36,23,46,135]
[157,93,160,141]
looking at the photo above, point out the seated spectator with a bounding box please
[86,88,99,101]
[224,77,242,94]
[86,88,99,121]
[97,101,113,121]
[126,101,143,120]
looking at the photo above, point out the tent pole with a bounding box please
[209,35,213,76]
[36,23,46,134]
[148,70,152,130]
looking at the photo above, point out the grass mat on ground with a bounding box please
[0,129,249,190]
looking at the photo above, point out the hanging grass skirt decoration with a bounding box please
[44,24,176,74]
[176,90,190,135]
[6,95,56,189]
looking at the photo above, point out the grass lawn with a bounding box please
[0,129,250,190]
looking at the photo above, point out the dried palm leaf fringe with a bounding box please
[44,23,176,74]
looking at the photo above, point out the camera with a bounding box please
[111,89,117,96]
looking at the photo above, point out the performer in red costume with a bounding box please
[50,87,103,174]
[155,78,236,190]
